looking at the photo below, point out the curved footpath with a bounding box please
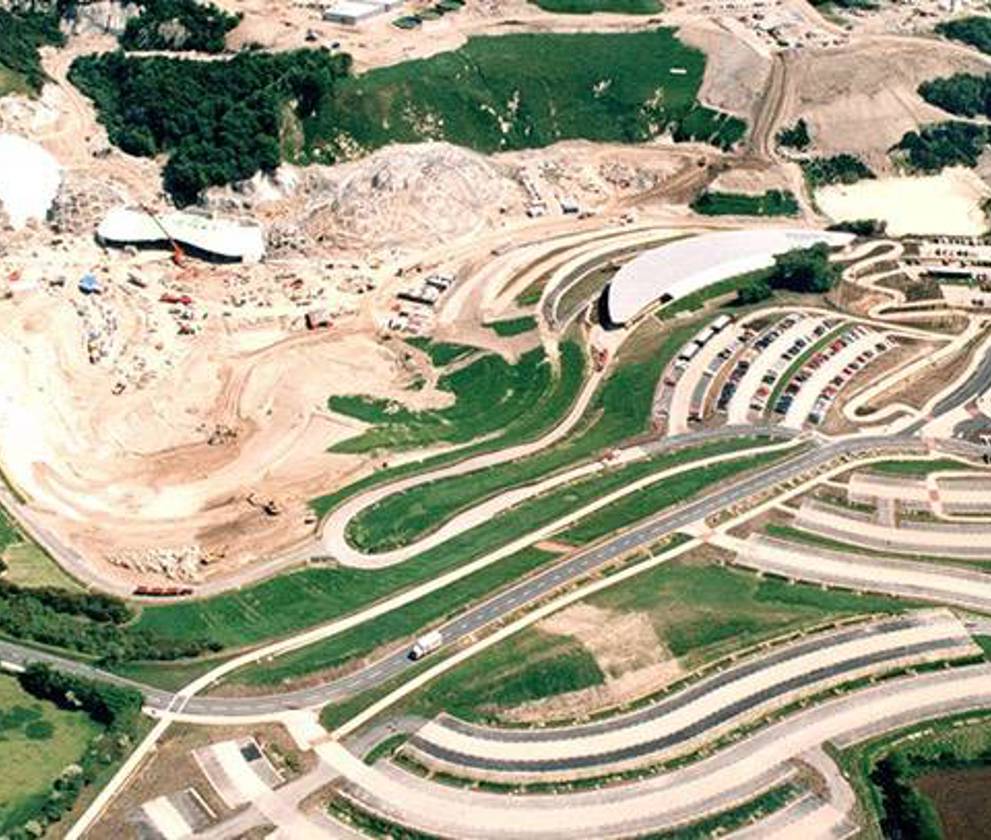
[404,610,975,782]
[0,434,955,720]
[320,664,991,839]
[323,425,800,569]
[318,360,605,568]
[727,534,991,613]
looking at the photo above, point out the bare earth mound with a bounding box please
[789,38,991,167]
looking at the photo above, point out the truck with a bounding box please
[409,630,443,660]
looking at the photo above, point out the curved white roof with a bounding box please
[606,228,855,325]
[97,207,265,263]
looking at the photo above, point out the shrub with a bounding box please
[802,154,874,187]
[828,218,886,236]
[936,15,991,55]
[769,243,839,294]
[736,278,773,305]
[776,118,810,151]
[0,8,65,94]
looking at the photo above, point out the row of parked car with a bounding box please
[749,319,839,415]
[805,335,891,426]
[716,314,804,413]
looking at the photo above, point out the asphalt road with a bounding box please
[0,432,949,718]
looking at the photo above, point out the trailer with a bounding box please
[410,630,444,660]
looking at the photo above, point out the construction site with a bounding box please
[9,0,991,839]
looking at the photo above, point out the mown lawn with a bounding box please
[0,675,100,833]
[586,558,912,669]
[227,546,556,687]
[486,316,537,337]
[406,627,605,720]
[345,318,703,551]
[691,190,799,217]
[305,29,745,160]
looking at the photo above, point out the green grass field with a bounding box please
[329,346,563,454]
[0,675,99,833]
[347,431,775,553]
[485,316,537,336]
[137,317,764,653]
[328,341,582,451]
[530,0,662,13]
[305,29,745,162]
[403,338,478,367]
[657,267,772,319]
[406,627,605,720]
[765,324,848,411]
[138,436,769,650]
[867,459,970,476]
[586,558,910,669]
[227,546,556,687]
[559,447,792,545]
[0,508,81,590]
[331,558,912,726]
[691,190,800,217]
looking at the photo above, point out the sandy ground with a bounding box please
[502,603,684,723]
[815,168,991,237]
[785,37,991,167]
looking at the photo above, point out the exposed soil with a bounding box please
[915,766,991,840]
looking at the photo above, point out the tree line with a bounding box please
[69,48,351,205]
[0,576,221,663]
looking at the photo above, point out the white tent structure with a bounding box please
[0,134,61,230]
[97,207,266,263]
[605,228,855,325]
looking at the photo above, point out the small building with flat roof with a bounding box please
[323,0,383,23]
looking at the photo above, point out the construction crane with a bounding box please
[141,204,185,266]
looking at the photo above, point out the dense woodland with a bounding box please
[936,15,991,55]
[121,0,242,53]
[736,244,841,305]
[69,48,350,205]
[0,8,64,94]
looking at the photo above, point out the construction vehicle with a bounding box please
[160,292,193,306]
[141,204,185,266]
[247,493,282,517]
[593,347,609,372]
